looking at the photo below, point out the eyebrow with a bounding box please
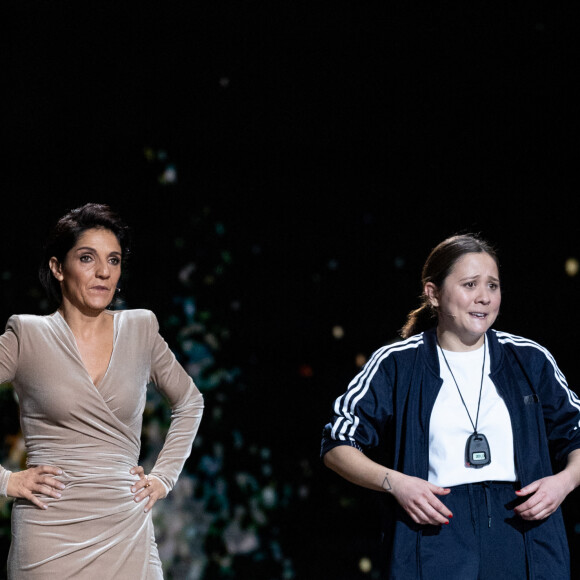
[459,274,500,283]
[74,246,122,256]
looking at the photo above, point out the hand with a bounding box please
[389,473,452,526]
[130,466,167,513]
[7,465,66,510]
[514,475,571,521]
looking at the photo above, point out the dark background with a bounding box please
[2,2,580,578]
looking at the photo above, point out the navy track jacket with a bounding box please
[321,327,580,579]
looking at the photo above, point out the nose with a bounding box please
[95,260,111,279]
[475,289,491,305]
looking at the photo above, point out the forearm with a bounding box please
[149,390,204,491]
[558,448,580,495]
[324,445,453,525]
[323,445,402,492]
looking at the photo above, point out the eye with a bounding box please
[464,281,476,288]
[109,257,121,266]
[79,254,93,263]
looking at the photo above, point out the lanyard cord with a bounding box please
[437,336,486,434]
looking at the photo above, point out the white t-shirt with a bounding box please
[428,341,517,487]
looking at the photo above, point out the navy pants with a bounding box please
[419,481,527,580]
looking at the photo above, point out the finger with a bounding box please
[535,506,555,520]
[520,505,552,521]
[31,498,48,510]
[429,507,452,525]
[431,486,452,497]
[37,473,66,489]
[413,502,450,525]
[143,495,157,513]
[515,503,534,518]
[43,466,64,476]
[47,477,66,492]
[131,483,148,495]
[38,483,63,499]
[33,465,64,478]
[130,466,145,477]
[429,488,453,523]
[421,510,449,526]
[421,507,452,524]
[432,500,453,519]
[29,474,63,497]
[516,481,540,496]
[133,479,153,501]
[24,491,49,510]
[134,489,149,502]
[409,509,429,525]
[516,497,549,519]
[514,502,531,516]
[131,474,151,494]
[515,492,546,516]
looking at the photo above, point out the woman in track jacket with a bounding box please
[321,234,580,580]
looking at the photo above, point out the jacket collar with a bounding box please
[422,326,504,376]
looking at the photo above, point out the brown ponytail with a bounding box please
[399,302,436,339]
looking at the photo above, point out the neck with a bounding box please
[58,302,110,336]
[436,328,485,352]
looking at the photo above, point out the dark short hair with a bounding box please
[400,233,499,338]
[39,203,131,306]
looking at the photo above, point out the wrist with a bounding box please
[381,471,393,492]
[559,467,580,496]
[0,468,13,497]
[380,469,405,494]
[148,474,169,496]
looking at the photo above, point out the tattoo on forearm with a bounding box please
[382,472,392,492]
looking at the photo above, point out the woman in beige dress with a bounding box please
[0,203,204,579]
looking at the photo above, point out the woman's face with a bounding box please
[425,252,501,350]
[50,227,122,314]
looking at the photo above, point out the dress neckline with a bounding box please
[52,309,120,389]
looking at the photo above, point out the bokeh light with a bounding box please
[332,325,344,339]
[565,257,579,277]
[359,556,372,573]
[355,353,367,367]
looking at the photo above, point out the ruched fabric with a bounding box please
[0,309,204,579]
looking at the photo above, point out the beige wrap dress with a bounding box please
[0,309,204,579]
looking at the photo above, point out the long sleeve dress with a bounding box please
[0,309,204,579]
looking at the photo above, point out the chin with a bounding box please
[469,327,490,337]
[84,300,113,312]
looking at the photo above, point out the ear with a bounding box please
[424,282,439,308]
[49,257,64,282]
